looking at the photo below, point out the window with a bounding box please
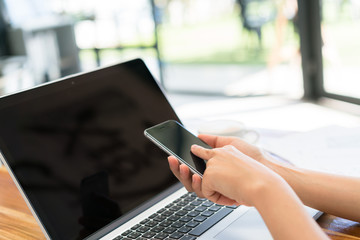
[53,0,305,98]
[160,0,303,98]
[300,0,360,105]
[322,0,360,101]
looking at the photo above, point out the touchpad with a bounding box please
[215,208,273,240]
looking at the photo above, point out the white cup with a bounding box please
[197,120,259,144]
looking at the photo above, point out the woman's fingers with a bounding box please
[191,144,214,161]
[168,156,195,192]
[170,145,243,206]
[168,156,181,179]
[179,164,194,192]
[198,134,236,148]
[197,134,218,147]
[192,174,205,198]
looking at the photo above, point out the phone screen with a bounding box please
[144,120,210,176]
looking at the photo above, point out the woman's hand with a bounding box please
[168,134,288,206]
[191,144,287,207]
[168,155,238,206]
[168,134,270,198]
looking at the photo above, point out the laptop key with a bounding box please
[175,210,188,216]
[154,232,169,239]
[226,205,239,209]
[170,205,182,211]
[168,215,180,221]
[183,205,195,211]
[180,235,197,240]
[179,216,192,222]
[171,221,185,228]
[190,200,202,206]
[152,226,165,233]
[169,232,184,239]
[136,226,150,233]
[166,203,175,208]
[201,210,214,217]
[185,195,196,202]
[159,219,173,227]
[189,207,233,236]
[140,218,150,224]
[178,226,192,233]
[208,205,222,212]
[163,227,177,234]
[194,206,207,212]
[202,201,214,207]
[181,193,190,198]
[178,201,188,206]
[185,221,199,228]
[154,215,167,222]
[163,210,174,216]
[142,231,156,238]
[145,220,158,227]
[149,213,158,218]
[187,211,200,217]
[127,231,141,239]
[121,230,132,236]
[157,208,166,213]
[174,198,182,203]
[193,216,207,222]
[131,224,141,230]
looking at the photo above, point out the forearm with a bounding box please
[266,159,360,222]
[254,179,328,240]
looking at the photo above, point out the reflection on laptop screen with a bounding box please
[0,59,179,240]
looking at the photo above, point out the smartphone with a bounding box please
[144,120,211,177]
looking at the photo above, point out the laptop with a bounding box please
[0,59,321,240]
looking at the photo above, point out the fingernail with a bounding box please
[192,174,198,182]
[191,144,199,150]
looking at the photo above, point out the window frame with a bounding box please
[298,0,360,105]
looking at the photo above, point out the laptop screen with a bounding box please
[0,59,179,240]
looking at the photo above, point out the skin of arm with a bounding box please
[252,174,327,240]
[170,144,328,240]
[262,153,360,222]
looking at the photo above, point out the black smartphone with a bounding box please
[144,120,211,177]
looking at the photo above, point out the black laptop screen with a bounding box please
[0,59,179,240]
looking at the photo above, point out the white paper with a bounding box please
[262,125,360,177]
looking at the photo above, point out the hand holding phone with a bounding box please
[144,120,211,177]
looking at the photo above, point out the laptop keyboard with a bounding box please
[113,192,237,240]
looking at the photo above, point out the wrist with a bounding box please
[252,172,292,207]
[262,155,308,200]
[234,162,292,207]
[260,151,299,178]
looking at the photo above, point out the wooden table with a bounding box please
[0,166,360,240]
[0,166,45,240]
